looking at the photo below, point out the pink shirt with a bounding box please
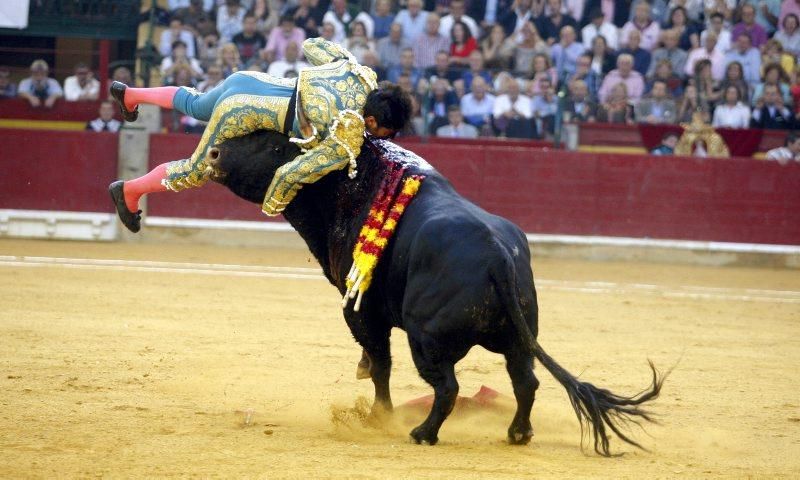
[598,69,645,103]
[620,20,661,51]
[265,27,306,61]
[780,1,800,27]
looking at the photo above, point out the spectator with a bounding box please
[461,51,492,93]
[731,4,767,49]
[460,76,496,129]
[387,48,422,88]
[436,104,479,137]
[649,29,688,79]
[527,53,558,96]
[160,18,198,60]
[567,53,601,99]
[650,132,678,155]
[394,0,429,44]
[668,0,703,22]
[0,66,17,98]
[168,0,213,10]
[598,53,644,103]
[724,34,762,88]
[621,2,661,51]
[761,40,796,83]
[551,25,584,80]
[217,0,246,44]
[752,63,792,108]
[512,21,550,77]
[481,24,516,71]
[700,12,731,54]
[198,32,221,70]
[217,42,244,77]
[581,8,619,50]
[413,13,451,70]
[266,41,309,78]
[741,0,781,36]
[499,0,534,37]
[428,78,459,132]
[664,6,700,51]
[85,100,122,132]
[372,0,395,39]
[63,63,100,102]
[449,21,478,66]
[264,15,306,63]
[530,76,558,137]
[323,0,374,43]
[628,0,669,25]
[440,0,481,38]
[780,0,800,28]
[597,82,635,124]
[685,31,725,81]
[232,14,267,65]
[564,79,597,122]
[197,64,224,92]
[493,76,535,138]
[588,34,616,76]
[320,22,337,41]
[718,61,751,105]
[647,58,684,97]
[695,59,722,108]
[751,84,793,129]
[712,85,751,128]
[703,0,736,24]
[172,0,212,38]
[536,0,579,45]
[618,29,652,77]
[424,50,460,84]
[287,0,324,39]
[377,24,410,69]
[17,59,63,108]
[161,40,205,84]
[635,79,676,123]
[775,14,800,57]
[676,82,710,123]
[347,21,377,64]
[765,132,800,164]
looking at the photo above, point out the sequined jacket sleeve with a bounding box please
[301,37,355,65]
[262,111,365,216]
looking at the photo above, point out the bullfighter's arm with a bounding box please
[301,37,355,65]
[262,111,365,216]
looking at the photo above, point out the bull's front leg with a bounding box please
[345,313,393,417]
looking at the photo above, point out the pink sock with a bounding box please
[124,86,179,111]
[123,163,169,212]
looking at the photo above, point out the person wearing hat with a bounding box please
[581,8,618,50]
[17,59,63,108]
[108,38,393,232]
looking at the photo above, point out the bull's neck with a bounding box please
[282,151,387,289]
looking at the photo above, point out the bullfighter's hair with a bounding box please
[364,82,412,132]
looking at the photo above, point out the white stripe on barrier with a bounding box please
[1,255,799,304]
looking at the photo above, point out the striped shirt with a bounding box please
[412,33,451,69]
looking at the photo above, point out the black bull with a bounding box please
[206,131,664,455]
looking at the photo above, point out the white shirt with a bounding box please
[712,102,751,129]
[439,14,480,39]
[581,22,619,50]
[493,94,533,119]
[700,29,731,54]
[63,75,99,101]
[267,59,310,78]
[460,93,496,120]
[765,147,799,165]
[159,29,197,59]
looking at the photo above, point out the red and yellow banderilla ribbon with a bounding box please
[343,168,425,311]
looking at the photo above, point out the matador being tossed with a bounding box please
[109,38,405,232]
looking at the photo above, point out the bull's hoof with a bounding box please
[109,181,141,233]
[110,81,139,122]
[410,425,439,445]
[507,427,534,445]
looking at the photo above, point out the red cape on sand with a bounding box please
[401,386,505,411]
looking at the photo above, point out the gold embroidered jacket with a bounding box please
[262,38,378,216]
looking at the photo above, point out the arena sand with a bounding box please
[0,239,798,478]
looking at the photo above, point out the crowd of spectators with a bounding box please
[2,0,800,162]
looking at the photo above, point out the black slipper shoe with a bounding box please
[110,81,139,122]
[109,181,141,233]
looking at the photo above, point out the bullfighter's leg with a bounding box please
[505,352,539,445]
[407,335,460,445]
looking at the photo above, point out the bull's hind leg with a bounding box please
[408,335,460,445]
[505,352,539,445]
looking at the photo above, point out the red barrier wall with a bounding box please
[0,128,118,212]
[0,98,120,122]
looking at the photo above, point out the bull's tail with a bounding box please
[493,253,665,457]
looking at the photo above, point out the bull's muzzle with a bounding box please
[204,147,227,182]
